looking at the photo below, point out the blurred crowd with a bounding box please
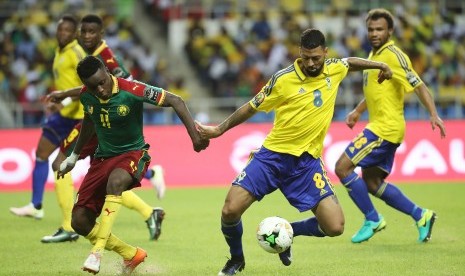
[0,0,182,127]
[1,0,465,127]
[147,0,465,120]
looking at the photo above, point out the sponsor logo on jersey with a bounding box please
[144,87,160,101]
[112,67,124,78]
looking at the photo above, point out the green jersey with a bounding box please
[80,76,166,158]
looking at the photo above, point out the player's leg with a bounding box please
[41,150,78,243]
[144,164,166,199]
[9,135,57,219]
[363,167,436,242]
[218,185,255,276]
[121,190,165,240]
[335,152,380,222]
[337,129,391,243]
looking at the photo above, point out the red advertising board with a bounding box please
[0,120,464,191]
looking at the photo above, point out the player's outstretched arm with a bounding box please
[197,102,257,140]
[162,92,209,152]
[345,57,392,83]
[414,84,446,138]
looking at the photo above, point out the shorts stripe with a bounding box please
[352,138,383,164]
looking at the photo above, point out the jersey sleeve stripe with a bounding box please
[265,65,294,96]
[387,46,410,73]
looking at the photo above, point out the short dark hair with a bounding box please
[60,14,78,30]
[300,29,326,49]
[81,14,103,27]
[366,8,394,29]
[77,56,105,79]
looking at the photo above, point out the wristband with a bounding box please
[61,97,73,107]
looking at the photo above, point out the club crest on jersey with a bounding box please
[87,105,94,114]
[117,105,130,116]
[326,77,331,89]
[252,92,265,107]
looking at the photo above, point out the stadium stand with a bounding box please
[1,0,464,128]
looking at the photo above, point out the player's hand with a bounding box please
[430,115,446,138]
[345,110,361,129]
[193,137,210,152]
[45,101,63,113]
[195,121,222,139]
[57,152,79,178]
[46,90,66,103]
[377,64,392,83]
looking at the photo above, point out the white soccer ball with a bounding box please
[256,216,293,254]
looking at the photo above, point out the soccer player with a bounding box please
[334,8,446,244]
[195,28,393,275]
[41,14,165,243]
[10,15,86,228]
[58,55,209,274]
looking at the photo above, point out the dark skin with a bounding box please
[58,67,209,235]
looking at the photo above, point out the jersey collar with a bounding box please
[92,39,108,56]
[372,40,395,55]
[111,75,119,94]
[59,39,79,53]
[294,58,329,81]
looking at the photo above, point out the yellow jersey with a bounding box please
[52,39,86,119]
[250,58,349,158]
[363,40,422,143]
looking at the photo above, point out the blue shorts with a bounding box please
[41,113,81,146]
[344,128,400,174]
[233,147,335,212]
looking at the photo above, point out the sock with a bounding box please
[54,171,74,231]
[92,195,122,253]
[375,182,423,221]
[144,169,153,180]
[221,219,244,260]
[31,158,49,209]
[341,172,379,221]
[290,217,326,237]
[122,191,153,220]
[86,222,136,260]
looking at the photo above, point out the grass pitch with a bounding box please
[1,183,464,275]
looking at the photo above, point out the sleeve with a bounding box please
[249,74,284,113]
[119,79,166,106]
[388,50,423,93]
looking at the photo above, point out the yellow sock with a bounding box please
[54,171,74,232]
[122,191,153,220]
[86,223,136,259]
[92,195,122,253]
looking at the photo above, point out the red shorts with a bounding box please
[75,150,151,216]
[60,122,98,160]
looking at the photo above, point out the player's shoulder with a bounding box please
[272,64,296,83]
[118,78,146,94]
[325,58,349,68]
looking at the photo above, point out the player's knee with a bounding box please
[334,159,350,180]
[221,205,241,223]
[325,222,345,237]
[71,208,95,236]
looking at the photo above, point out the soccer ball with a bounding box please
[256,216,293,254]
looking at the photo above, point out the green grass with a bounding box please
[1,183,464,275]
